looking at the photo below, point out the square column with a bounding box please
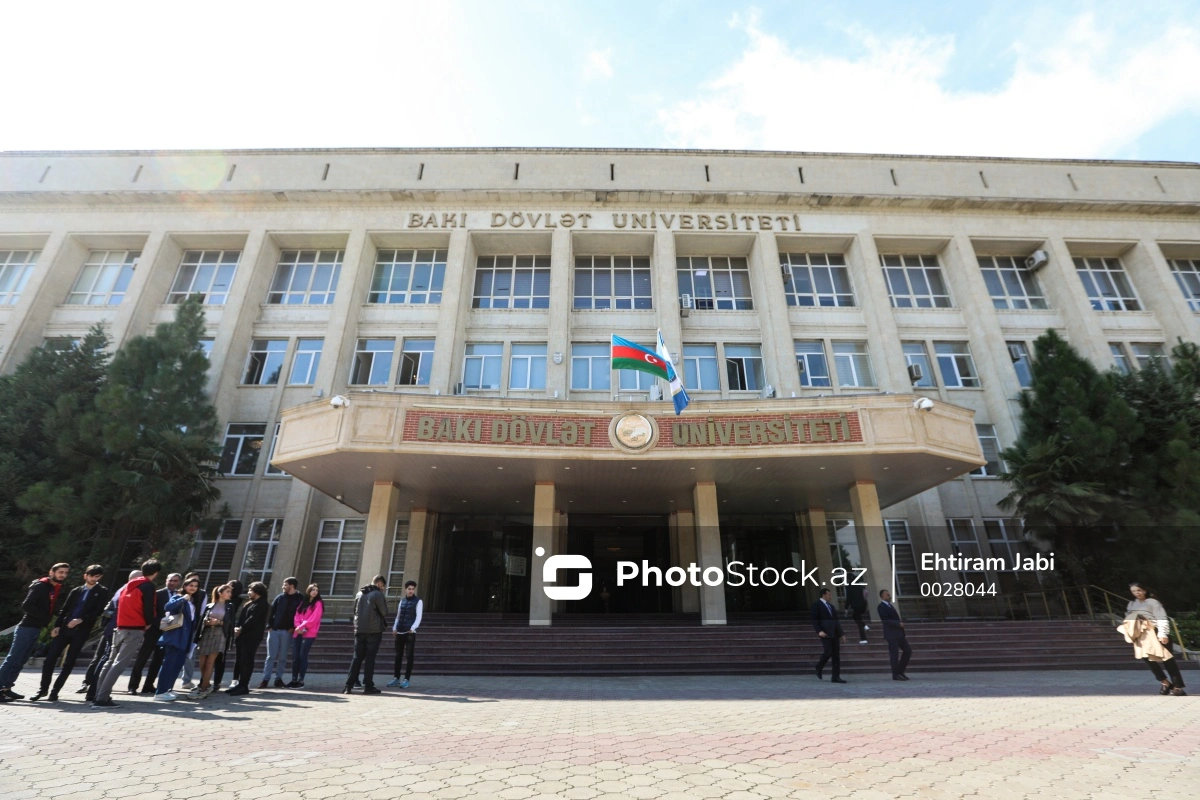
[693,482,727,625]
[849,481,893,606]
[802,508,834,600]
[402,508,430,591]
[671,510,699,613]
[358,481,400,588]
[529,482,557,626]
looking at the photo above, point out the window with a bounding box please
[1073,257,1140,311]
[781,252,854,307]
[971,424,1004,477]
[619,367,655,392]
[885,520,919,597]
[219,424,267,476]
[312,519,365,597]
[574,255,652,310]
[683,344,720,391]
[267,249,342,305]
[242,339,288,385]
[902,342,935,388]
[676,256,753,310]
[473,255,550,309]
[1110,343,1132,375]
[1131,343,1169,372]
[827,519,860,604]
[166,250,240,305]
[68,250,139,305]
[795,341,832,388]
[199,338,215,360]
[881,254,951,308]
[725,344,765,391]
[264,423,286,476]
[1007,342,1033,388]
[398,338,435,387]
[935,342,981,388]
[833,342,875,388]
[369,249,446,304]
[462,343,503,390]
[978,256,1048,310]
[386,520,409,600]
[571,343,611,391]
[43,337,81,351]
[947,519,988,582]
[188,520,241,592]
[983,519,1028,569]
[241,518,283,587]
[0,250,37,305]
[509,343,547,390]
[1168,258,1200,312]
[349,339,394,385]
[288,338,323,385]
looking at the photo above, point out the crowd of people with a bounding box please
[0,561,423,707]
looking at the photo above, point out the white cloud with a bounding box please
[584,48,614,81]
[657,13,1200,158]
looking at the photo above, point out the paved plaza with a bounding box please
[0,669,1197,799]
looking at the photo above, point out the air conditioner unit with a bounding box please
[648,385,663,401]
[760,384,776,399]
[907,364,924,384]
[679,293,692,318]
[452,382,464,395]
[1025,249,1049,271]
[1007,345,1025,363]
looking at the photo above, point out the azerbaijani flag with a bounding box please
[657,329,690,415]
[611,335,670,380]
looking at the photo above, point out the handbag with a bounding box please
[160,612,184,632]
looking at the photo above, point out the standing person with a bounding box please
[226,582,269,696]
[878,589,912,681]
[260,578,301,689]
[33,565,111,702]
[0,562,70,703]
[289,584,323,688]
[128,572,181,695]
[178,571,205,691]
[1122,582,1187,696]
[810,588,847,684]
[78,570,139,695]
[388,580,423,689]
[344,575,388,695]
[191,584,233,700]
[212,579,244,690]
[153,575,200,702]
[847,585,870,644]
[90,559,161,708]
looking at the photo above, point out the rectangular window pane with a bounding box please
[881,254,952,308]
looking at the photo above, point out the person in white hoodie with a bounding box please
[388,580,423,689]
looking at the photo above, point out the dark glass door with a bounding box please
[432,515,532,613]
[720,515,805,612]
[565,515,671,613]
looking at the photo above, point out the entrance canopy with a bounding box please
[273,394,985,514]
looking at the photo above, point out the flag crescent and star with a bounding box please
[610,332,691,415]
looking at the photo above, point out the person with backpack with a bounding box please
[0,562,70,703]
[288,584,323,688]
[344,575,388,695]
[32,565,111,702]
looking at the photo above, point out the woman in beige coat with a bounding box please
[1124,582,1186,696]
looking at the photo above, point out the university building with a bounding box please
[1,148,1198,623]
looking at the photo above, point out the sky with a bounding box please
[4,0,1200,161]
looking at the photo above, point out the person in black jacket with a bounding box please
[878,589,912,681]
[77,570,139,695]
[227,582,269,696]
[212,579,245,690]
[810,588,847,684]
[32,565,111,701]
[259,577,301,689]
[128,572,180,694]
[0,562,70,703]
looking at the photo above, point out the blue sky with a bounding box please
[5,0,1200,160]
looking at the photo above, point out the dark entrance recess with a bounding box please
[431,515,532,613]
[565,515,672,613]
[720,515,806,613]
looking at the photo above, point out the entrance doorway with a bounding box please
[565,515,672,613]
[720,515,806,612]
[430,515,532,613]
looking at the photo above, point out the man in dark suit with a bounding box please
[810,588,847,683]
[878,589,912,680]
[32,565,112,701]
[128,572,179,694]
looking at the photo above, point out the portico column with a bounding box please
[358,481,400,588]
[672,510,699,613]
[693,482,726,625]
[401,509,430,590]
[848,481,892,606]
[803,508,834,594]
[529,482,556,626]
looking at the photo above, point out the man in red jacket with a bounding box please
[89,559,161,708]
[0,562,69,702]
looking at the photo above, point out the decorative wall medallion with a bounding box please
[610,412,658,453]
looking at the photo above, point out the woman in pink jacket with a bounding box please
[288,584,323,688]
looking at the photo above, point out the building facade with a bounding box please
[1,148,1198,621]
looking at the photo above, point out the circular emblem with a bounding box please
[610,412,657,453]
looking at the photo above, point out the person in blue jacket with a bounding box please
[153,576,201,702]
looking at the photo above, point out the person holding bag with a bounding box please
[189,584,234,700]
[153,576,200,702]
[1121,582,1187,696]
[288,584,324,688]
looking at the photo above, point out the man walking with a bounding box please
[260,577,301,688]
[811,588,847,684]
[878,589,912,681]
[388,580,423,689]
[128,572,179,694]
[78,570,139,695]
[33,565,111,701]
[344,575,388,695]
[847,585,870,644]
[0,562,70,702]
[90,559,160,708]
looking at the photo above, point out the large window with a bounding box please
[618,368,655,392]
[970,424,1004,477]
[1110,343,1133,375]
[67,250,139,305]
[1007,342,1033,388]
[349,339,394,385]
[683,344,720,391]
[881,254,952,308]
[1169,258,1200,312]
[473,255,550,309]
[241,518,283,588]
[676,256,753,310]
[398,338,435,387]
[288,338,323,385]
[267,249,342,305]
[725,344,765,391]
[1073,257,1140,311]
[312,519,365,597]
[386,520,410,600]
[983,519,1028,569]
[189,520,241,593]
[978,256,1048,310]
[462,343,503,390]
[571,343,611,391]
[833,342,875,388]
[827,519,860,605]
[781,252,854,307]
[369,249,446,304]
[795,341,832,388]
[935,342,981,388]
[1131,343,1169,372]
[0,250,38,305]
[946,519,988,582]
[509,343,547,390]
[219,423,267,476]
[242,339,288,385]
[574,255,652,310]
[902,342,935,388]
[166,250,240,305]
[885,520,919,598]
